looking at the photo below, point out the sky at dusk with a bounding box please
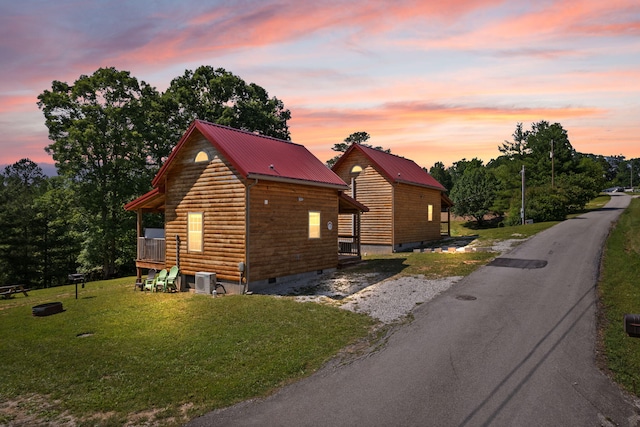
[1,0,639,170]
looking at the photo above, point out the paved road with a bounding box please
[188,193,639,427]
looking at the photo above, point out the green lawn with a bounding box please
[0,282,375,426]
[598,197,640,394]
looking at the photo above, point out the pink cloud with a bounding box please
[287,101,610,167]
[0,94,37,114]
[0,131,52,165]
[108,0,509,71]
[403,0,640,52]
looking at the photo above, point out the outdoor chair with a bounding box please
[152,269,168,292]
[141,269,157,292]
[161,266,180,292]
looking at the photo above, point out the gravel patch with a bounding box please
[254,238,525,324]
[338,275,463,323]
[255,272,463,324]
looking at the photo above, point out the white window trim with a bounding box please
[188,212,204,253]
[309,211,321,239]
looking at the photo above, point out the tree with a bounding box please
[428,162,452,192]
[523,120,575,186]
[34,177,83,287]
[449,158,484,188]
[610,158,639,189]
[0,159,48,286]
[326,131,390,167]
[494,121,604,224]
[38,67,156,278]
[498,122,527,160]
[162,66,291,143]
[450,166,498,225]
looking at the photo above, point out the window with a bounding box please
[188,212,203,252]
[309,211,321,239]
[350,165,363,174]
[428,204,433,222]
[195,151,209,162]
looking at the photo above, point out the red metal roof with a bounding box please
[339,192,369,213]
[124,188,164,212]
[153,120,348,189]
[333,144,446,191]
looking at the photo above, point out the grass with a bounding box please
[598,197,640,394]
[0,281,375,426]
[355,252,496,280]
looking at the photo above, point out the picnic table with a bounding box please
[0,284,30,299]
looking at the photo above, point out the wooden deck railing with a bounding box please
[137,238,165,263]
[338,235,361,257]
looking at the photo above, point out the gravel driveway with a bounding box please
[255,238,524,324]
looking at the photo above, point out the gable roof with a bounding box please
[153,120,347,190]
[332,143,446,191]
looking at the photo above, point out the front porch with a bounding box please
[338,234,363,267]
[337,192,368,266]
[136,236,166,270]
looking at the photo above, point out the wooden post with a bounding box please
[136,209,143,281]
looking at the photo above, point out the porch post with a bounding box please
[356,212,362,258]
[136,209,143,281]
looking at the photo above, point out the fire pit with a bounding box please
[32,302,64,316]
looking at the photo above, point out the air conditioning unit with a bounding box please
[195,272,216,294]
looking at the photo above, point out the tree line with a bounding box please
[429,121,637,225]
[0,66,635,288]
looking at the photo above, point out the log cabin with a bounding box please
[125,120,367,294]
[332,143,452,254]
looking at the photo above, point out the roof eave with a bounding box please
[394,178,446,192]
[330,143,358,172]
[247,173,349,190]
[124,188,165,211]
[151,121,200,188]
[339,192,369,212]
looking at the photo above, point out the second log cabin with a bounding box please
[332,143,451,254]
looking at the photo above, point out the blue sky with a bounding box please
[1,0,639,169]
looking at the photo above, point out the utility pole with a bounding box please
[521,165,525,225]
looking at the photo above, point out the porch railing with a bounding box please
[338,235,361,257]
[137,237,166,263]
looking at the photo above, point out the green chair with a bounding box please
[152,269,168,292]
[162,266,180,293]
[142,269,158,292]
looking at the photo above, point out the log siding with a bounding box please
[393,182,442,246]
[164,134,246,282]
[247,181,338,283]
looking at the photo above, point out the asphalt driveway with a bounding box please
[188,193,639,427]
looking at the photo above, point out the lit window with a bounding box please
[195,151,209,162]
[350,165,363,174]
[309,211,321,239]
[188,212,203,252]
[428,205,433,222]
